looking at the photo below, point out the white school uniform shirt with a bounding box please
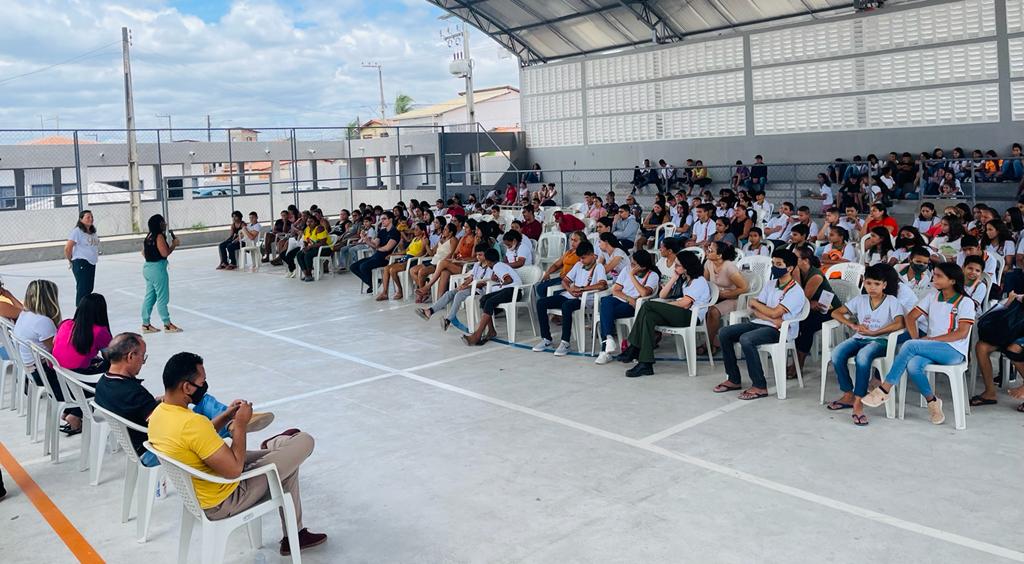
[890,248,911,263]
[505,241,533,267]
[914,291,976,357]
[823,243,857,262]
[838,217,862,237]
[898,265,932,291]
[681,276,713,322]
[487,262,522,293]
[752,279,808,340]
[954,252,998,278]
[753,201,773,221]
[987,241,1015,260]
[845,294,903,339]
[742,243,772,257]
[879,176,895,191]
[765,215,790,240]
[913,217,940,234]
[799,220,820,239]
[897,281,928,334]
[691,219,715,244]
[930,236,961,258]
[614,269,660,303]
[561,262,607,307]
[964,278,988,308]
[819,184,834,206]
[599,247,629,277]
[469,262,494,295]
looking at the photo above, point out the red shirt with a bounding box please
[504,187,517,205]
[865,216,898,235]
[556,214,585,233]
[446,205,465,217]
[521,219,543,241]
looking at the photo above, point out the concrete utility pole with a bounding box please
[361,62,386,120]
[462,26,475,127]
[122,26,142,232]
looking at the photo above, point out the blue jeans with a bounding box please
[598,296,635,340]
[535,277,563,300]
[140,394,230,467]
[351,253,388,289]
[1001,159,1023,181]
[882,340,965,398]
[720,322,781,389]
[832,338,887,397]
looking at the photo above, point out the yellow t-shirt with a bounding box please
[406,237,426,257]
[303,226,328,244]
[148,403,237,509]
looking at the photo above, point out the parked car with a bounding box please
[192,187,239,198]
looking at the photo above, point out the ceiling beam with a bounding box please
[506,4,621,33]
[507,0,586,53]
[616,0,680,43]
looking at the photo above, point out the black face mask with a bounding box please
[187,380,209,405]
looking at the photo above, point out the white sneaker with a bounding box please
[604,336,618,354]
[595,351,612,364]
[553,341,571,356]
[928,397,945,425]
[532,339,551,352]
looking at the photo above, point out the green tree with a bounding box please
[394,93,414,115]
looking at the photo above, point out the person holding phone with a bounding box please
[141,214,182,334]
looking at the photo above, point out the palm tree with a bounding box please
[394,93,414,115]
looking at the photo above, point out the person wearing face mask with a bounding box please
[94,334,275,470]
[714,249,808,400]
[148,351,327,556]
[897,247,933,292]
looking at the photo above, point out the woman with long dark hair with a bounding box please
[141,214,182,333]
[51,293,112,434]
[862,263,975,425]
[594,249,660,364]
[64,210,100,306]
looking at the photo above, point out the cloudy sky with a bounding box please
[0,0,520,134]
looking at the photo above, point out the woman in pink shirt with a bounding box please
[53,293,112,378]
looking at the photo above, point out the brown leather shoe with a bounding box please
[260,428,301,450]
[280,528,327,555]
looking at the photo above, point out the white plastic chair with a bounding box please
[0,318,21,410]
[59,372,110,484]
[732,256,771,322]
[545,284,611,354]
[536,232,566,269]
[652,222,676,248]
[92,402,163,543]
[28,343,65,457]
[897,326,974,430]
[654,284,719,377]
[824,262,865,287]
[238,227,266,271]
[819,322,902,419]
[727,300,810,399]
[493,266,543,343]
[312,235,338,281]
[5,330,44,429]
[144,441,302,564]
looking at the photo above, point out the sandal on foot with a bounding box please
[460,335,476,347]
[969,395,998,406]
[713,383,742,393]
[141,324,160,334]
[393,293,404,301]
[738,390,769,401]
[375,294,388,301]
[851,413,869,426]
[1017,402,1024,413]
[163,324,183,333]
[826,401,854,411]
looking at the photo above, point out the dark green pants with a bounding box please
[627,301,693,363]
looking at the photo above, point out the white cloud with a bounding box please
[0,0,520,133]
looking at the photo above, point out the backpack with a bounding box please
[976,300,1024,348]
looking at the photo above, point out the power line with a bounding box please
[0,41,120,86]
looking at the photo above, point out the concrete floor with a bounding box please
[0,247,1022,564]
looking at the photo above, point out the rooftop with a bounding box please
[391,85,519,121]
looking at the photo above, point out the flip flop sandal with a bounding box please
[851,414,869,426]
[59,423,82,436]
[141,324,160,334]
[164,325,183,333]
[738,391,769,401]
[713,383,742,393]
[969,395,998,406]
[827,401,854,411]
[1017,403,1024,413]
[460,335,474,347]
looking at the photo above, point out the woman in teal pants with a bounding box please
[141,214,183,334]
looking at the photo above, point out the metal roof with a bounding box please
[427,0,887,66]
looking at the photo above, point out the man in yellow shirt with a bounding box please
[148,352,326,556]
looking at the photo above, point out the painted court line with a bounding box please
[638,399,756,444]
[397,372,1024,563]
[0,442,104,563]
[254,373,398,409]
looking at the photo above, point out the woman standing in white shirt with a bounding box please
[64,210,100,307]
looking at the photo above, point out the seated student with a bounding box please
[861,226,895,266]
[334,216,374,272]
[552,210,586,234]
[595,250,660,364]
[216,211,245,270]
[971,292,1024,407]
[501,229,533,270]
[265,210,293,263]
[597,233,629,279]
[351,211,402,293]
[861,263,977,425]
[953,235,1000,280]
[826,264,905,425]
[793,246,841,374]
[237,212,262,270]
[686,204,716,248]
[615,250,711,377]
[147,352,323,556]
[764,202,795,242]
[412,223,458,302]
[913,203,941,235]
[376,222,428,301]
[742,227,772,257]
[897,246,934,292]
[962,255,989,307]
[701,241,749,356]
[533,241,608,356]
[13,280,75,426]
[820,226,857,268]
[416,220,479,301]
[929,215,965,262]
[889,226,927,265]
[837,204,864,241]
[781,223,811,253]
[816,207,842,243]
[460,249,523,346]
[537,231,584,301]
[94,333,274,467]
[519,206,543,241]
[416,244,490,331]
[714,249,808,399]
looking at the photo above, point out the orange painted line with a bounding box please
[0,441,104,564]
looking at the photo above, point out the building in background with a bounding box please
[391,86,520,131]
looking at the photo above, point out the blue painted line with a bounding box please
[449,318,720,363]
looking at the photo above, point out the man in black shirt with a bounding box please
[95,333,273,467]
[747,154,768,194]
[349,211,400,293]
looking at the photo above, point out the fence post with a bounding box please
[156,129,168,222]
[290,129,299,207]
[969,159,976,205]
[396,125,402,205]
[438,125,447,203]
[608,169,613,196]
[227,128,235,212]
[72,131,84,214]
[791,164,798,206]
[346,128,354,212]
[560,170,565,207]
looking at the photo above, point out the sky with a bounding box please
[0,0,520,134]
